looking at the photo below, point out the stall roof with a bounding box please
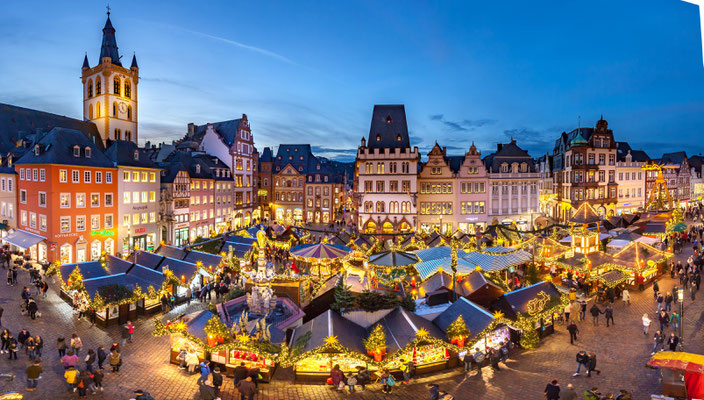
[433,297,495,342]
[82,273,153,299]
[60,255,133,281]
[412,246,452,261]
[373,307,447,355]
[158,257,201,279]
[186,310,215,343]
[128,251,164,269]
[127,264,166,288]
[497,281,562,318]
[223,235,256,246]
[643,223,666,234]
[291,310,367,355]
[183,250,222,268]
[570,202,602,225]
[155,245,188,260]
[368,250,419,268]
[460,248,531,272]
[414,257,478,281]
[1,230,45,249]
[419,271,457,296]
[221,242,253,258]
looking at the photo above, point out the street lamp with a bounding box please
[678,287,684,351]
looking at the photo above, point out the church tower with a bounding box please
[81,8,139,145]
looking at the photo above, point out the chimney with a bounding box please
[497,143,503,152]
[187,123,195,138]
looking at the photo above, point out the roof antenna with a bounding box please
[578,115,581,132]
[106,3,111,16]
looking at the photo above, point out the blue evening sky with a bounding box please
[1,0,704,161]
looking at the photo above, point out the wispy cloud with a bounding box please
[429,114,496,132]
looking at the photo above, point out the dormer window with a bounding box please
[133,150,139,161]
[299,156,304,161]
[397,134,402,141]
[73,146,80,157]
[294,148,298,152]
[298,166,303,172]
[85,147,91,158]
[195,165,201,174]
[376,134,381,141]
[316,164,321,170]
[386,116,392,123]
[34,145,40,156]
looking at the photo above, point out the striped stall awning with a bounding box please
[290,243,351,260]
[460,249,532,272]
[414,256,479,280]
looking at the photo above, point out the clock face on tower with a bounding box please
[119,102,127,113]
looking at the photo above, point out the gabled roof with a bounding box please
[0,103,104,153]
[104,140,159,169]
[366,105,410,150]
[274,144,314,174]
[193,119,242,147]
[15,127,113,167]
[570,202,602,225]
[259,147,273,162]
[662,151,688,166]
[291,310,367,355]
[498,281,562,318]
[483,139,535,173]
[446,155,465,173]
[433,297,495,342]
[372,307,447,355]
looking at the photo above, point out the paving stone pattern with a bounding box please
[1,230,703,399]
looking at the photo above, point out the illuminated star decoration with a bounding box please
[683,0,704,67]
[324,335,339,345]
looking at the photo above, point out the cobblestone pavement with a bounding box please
[1,230,704,399]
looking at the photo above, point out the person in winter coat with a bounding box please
[589,304,603,326]
[120,323,130,347]
[64,366,79,392]
[659,311,670,332]
[330,364,344,391]
[211,367,223,396]
[584,387,601,400]
[57,334,67,357]
[0,329,9,353]
[622,289,630,306]
[77,370,91,397]
[25,360,42,391]
[427,383,440,400]
[186,349,200,374]
[6,336,17,360]
[177,348,188,370]
[17,328,30,349]
[567,321,579,344]
[233,361,248,384]
[604,305,615,327]
[379,369,392,394]
[85,349,96,373]
[91,368,104,392]
[26,298,38,319]
[127,321,135,343]
[355,366,370,391]
[544,379,560,400]
[70,334,83,355]
[561,383,577,400]
[668,333,680,351]
[665,292,673,312]
[235,376,258,400]
[199,380,218,400]
[400,358,413,383]
[34,335,43,358]
[656,292,665,313]
[109,349,121,372]
[586,353,601,377]
[97,346,107,370]
[61,350,79,369]
[574,351,589,376]
[643,313,652,335]
[579,300,587,321]
[652,330,665,355]
[346,371,357,393]
[197,360,211,385]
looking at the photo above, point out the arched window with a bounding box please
[376,201,385,213]
[96,102,101,117]
[125,131,131,142]
[112,102,117,117]
[124,82,131,98]
[114,129,121,140]
[127,106,132,120]
[95,78,101,95]
[87,80,93,98]
[364,202,373,213]
[88,104,94,120]
[377,163,384,174]
[113,77,120,95]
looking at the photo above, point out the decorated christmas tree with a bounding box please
[67,266,84,292]
[330,278,355,312]
[204,315,229,346]
[446,315,470,347]
[363,323,387,361]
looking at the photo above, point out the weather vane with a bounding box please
[683,0,704,67]
[106,3,111,16]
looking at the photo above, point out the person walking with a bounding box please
[7,335,17,360]
[652,330,665,355]
[604,305,615,327]
[25,360,42,391]
[665,292,673,312]
[579,299,588,321]
[85,348,96,373]
[654,281,660,300]
[643,313,652,335]
[564,302,571,322]
[0,329,9,353]
[233,361,248,385]
[656,292,664,313]
[671,312,680,332]
[589,304,602,326]
[668,333,680,351]
[70,333,82,355]
[573,350,589,376]
[658,311,670,332]
[567,321,579,344]
[92,368,104,392]
[57,334,67,357]
[544,379,560,400]
[109,349,121,372]
[622,289,630,306]
[235,376,258,400]
[97,346,107,370]
[127,321,135,343]
[120,322,130,347]
[211,366,223,397]
[64,365,79,392]
[197,360,211,385]
[34,335,43,359]
[199,380,218,400]
[462,351,473,371]
[586,352,601,377]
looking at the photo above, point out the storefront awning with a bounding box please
[2,230,45,249]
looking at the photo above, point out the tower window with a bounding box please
[87,80,93,98]
[88,104,94,120]
[96,102,101,117]
[124,82,131,98]
[113,102,117,117]
[125,131,131,142]
[95,78,101,95]
[127,106,132,120]
[113,77,120,95]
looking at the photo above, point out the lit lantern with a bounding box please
[208,265,213,273]
[181,275,186,283]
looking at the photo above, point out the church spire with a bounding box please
[82,53,90,70]
[130,52,138,69]
[99,7,122,66]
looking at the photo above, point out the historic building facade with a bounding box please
[417,144,456,234]
[81,11,139,144]
[551,118,618,222]
[355,105,419,233]
[484,139,539,228]
[615,143,649,214]
[456,143,489,234]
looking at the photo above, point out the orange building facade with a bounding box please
[17,162,118,264]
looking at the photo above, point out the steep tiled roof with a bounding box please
[192,119,241,147]
[15,127,113,167]
[366,105,410,150]
[662,151,688,166]
[259,147,273,162]
[0,103,104,153]
[99,15,121,66]
[274,144,313,174]
[104,140,159,169]
[483,139,535,173]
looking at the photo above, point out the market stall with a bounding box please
[290,242,351,278]
[613,241,672,285]
[647,351,704,399]
[433,297,510,356]
[285,310,374,383]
